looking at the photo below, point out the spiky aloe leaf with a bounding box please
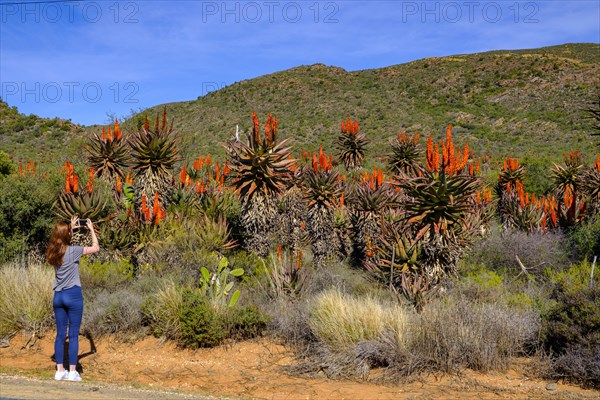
[304,168,343,209]
[130,128,178,176]
[225,113,294,200]
[86,133,130,179]
[130,109,178,203]
[226,137,294,199]
[398,170,481,237]
[54,190,108,221]
[335,116,367,171]
[388,131,423,175]
[335,132,368,171]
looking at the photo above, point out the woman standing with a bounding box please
[45,216,99,381]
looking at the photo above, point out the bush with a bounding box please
[83,288,145,337]
[552,343,600,389]
[0,263,54,338]
[0,151,15,176]
[410,295,540,372]
[142,280,183,341]
[80,258,134,290]
[178,289,226,348]
[541,285,600,355]
[0,174,58,263]
[227,305,270,340]
[265,297,314,346]
[540,277,600,388]
[308,289,406,351]
[467,227,569,275]
[568,214,600,261]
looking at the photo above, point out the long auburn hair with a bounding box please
[45,222,72,267]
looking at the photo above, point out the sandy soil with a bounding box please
[0,333,598,400]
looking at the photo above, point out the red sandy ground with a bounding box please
[1,333,599,399]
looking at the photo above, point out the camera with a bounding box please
[78,219,89,227]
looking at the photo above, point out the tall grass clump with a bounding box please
[142,279,183,341]
[308,288,406,351]
[410,295,540,372]
[0,263,54,337]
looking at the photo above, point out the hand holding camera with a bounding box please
[70,216,93,230]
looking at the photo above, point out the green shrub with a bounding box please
[178,289,226,348]
[544,260,599,294]
[0,263,54,338]
[142,280,183,341]
[227,305,270,340]
[568,214,600,261]
[541,281,600,388]
[456,266,507,304]
[0,174,58,263]
[0,151,15,176]
[80,258,134,290]
[541,284,600,355]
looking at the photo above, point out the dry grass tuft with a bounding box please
[308,289,406,352]
[0,263,54,338]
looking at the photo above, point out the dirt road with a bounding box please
[1,333,598,400]
[0,374,213,399]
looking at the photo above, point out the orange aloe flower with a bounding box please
[252,111,260,144]
[564,185,573,209]
[114,119,122,140]
[180,164,187,185]
[295,250,303,271]
[426,136,440,172]
[86,168,95,194]
[195,180,206,194]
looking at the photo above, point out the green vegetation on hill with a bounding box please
[2,43,599,184]
[0,101,86,162]
[130,43,600,169]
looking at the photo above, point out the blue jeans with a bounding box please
[53,286,83,366]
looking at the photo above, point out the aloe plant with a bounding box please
[335,116,368,171]
[303,146,344,268]
[129,109,179,206]
[396,127,481,279]
[225,113,294,256]
[85,120,130,180]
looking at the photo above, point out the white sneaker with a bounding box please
[66,370,82,382]
[54,370,68,380]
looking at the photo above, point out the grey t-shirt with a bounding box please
[54,246,84,291]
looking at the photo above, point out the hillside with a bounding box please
[2,43,599,177]
[0,101,86,163]
[124,43,600,172]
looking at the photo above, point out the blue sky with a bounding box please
[0,0,599,126]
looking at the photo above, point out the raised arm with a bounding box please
[83,219,100,255]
